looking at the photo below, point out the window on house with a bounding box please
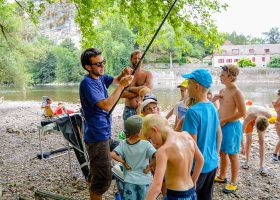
[249,49,255,54]
[232,49,239,55]
[234,59,239,62]
[264,49,270,53]
[252,57,255,62]
[218,59,224,63]
[262,57,265,62]
[226,59,232,63]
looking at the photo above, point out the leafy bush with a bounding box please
[267,56,280,68]
[237,58,256,68]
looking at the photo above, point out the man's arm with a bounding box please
[146,149,167,200]
[96,76,133,111]
[220,90,246,124]
[191,140,204,185]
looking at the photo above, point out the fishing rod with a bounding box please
[108,0,178,115]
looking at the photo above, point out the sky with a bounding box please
[213,0,280,37]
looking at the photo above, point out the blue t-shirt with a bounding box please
[79,74,114,143]
[182,101,219,173]
[114,140,156,185]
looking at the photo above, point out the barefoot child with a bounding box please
[241,105,271,176]
[213,65,246,193]
[111,115,156,200]
[272,89,280,161]
[142,114,204,200]
[181,69,222,200]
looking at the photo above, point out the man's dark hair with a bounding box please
[80,48,102,71]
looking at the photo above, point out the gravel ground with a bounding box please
[0,101,279,200]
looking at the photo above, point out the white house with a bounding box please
[212,41,280,67]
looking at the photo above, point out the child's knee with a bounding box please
[228,154,239,161]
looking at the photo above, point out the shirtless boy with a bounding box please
[241,105,271,176]
[213,65,246,193]
[272,89,280,161]
[142,114,204,200]
[122,50,153,121]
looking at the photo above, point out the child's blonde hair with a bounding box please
[142,114,168,138]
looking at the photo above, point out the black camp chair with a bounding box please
[56,113,90,181]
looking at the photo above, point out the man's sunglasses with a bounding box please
[221,65,237,77]
[91,59,106,67]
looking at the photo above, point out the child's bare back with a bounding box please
[160,131,195,190]
[142,114,204,199]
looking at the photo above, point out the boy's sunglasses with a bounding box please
[91,59,106,67]
[221,66,237,77]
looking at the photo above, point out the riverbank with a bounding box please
[0,101,279,199]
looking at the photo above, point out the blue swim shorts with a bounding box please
[123,182,149,200]
[123,106,137,121]
[221,121,242,154]
[164,187,197,200]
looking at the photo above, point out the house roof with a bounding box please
[213,44,280,56]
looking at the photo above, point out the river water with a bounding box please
[0,81,279,110]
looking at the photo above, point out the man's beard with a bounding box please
[91,69,103,77]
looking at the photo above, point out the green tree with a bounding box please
[263,27,280,44]
[267,56,280,68]
[224,31,264,45]
[30,51,57,84]
[53,39,84,82]
[237,58,256,68]
[96,15,135,75]
[12,0,226,49]
[0,2,39,87]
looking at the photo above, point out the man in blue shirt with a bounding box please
[79,48,133,200]
[182,69,222,200]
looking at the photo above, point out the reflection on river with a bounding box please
[0,81,279,109]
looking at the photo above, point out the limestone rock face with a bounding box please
[38,1,81,47]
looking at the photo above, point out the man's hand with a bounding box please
[120,75,134,88]
[120,66,133,77]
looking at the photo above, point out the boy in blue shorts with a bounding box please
[213,65,246,193]
[111,115,156,200]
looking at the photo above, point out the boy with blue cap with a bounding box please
[181,68,222,200]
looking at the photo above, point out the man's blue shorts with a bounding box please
[123,106,137,121]
[221,121,242,154]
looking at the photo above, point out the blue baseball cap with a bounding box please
[181,69,212,88]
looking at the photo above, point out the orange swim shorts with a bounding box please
[245,120,255,134]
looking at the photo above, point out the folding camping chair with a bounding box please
[37,117,71,160]
[56,113,90,181]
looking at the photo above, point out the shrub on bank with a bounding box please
[267,56,280,68]
[237,58,256,68]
